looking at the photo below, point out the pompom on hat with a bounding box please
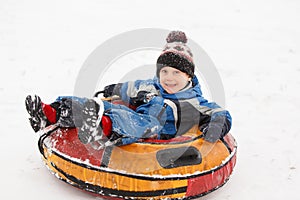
[156,31,195,77]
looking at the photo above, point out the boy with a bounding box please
[25,31,232,148]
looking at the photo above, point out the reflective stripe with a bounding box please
[126,81,137,97]
[164,99,178,130]
[181,98,224,115]
[93,97,104,129]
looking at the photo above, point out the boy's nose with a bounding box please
[165,73,173,80]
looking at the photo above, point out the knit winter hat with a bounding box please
[156,31,195,77]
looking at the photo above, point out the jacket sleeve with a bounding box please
[198,101,232,138]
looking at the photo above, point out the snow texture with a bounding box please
[0,0,299,199]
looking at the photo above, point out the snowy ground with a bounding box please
[1,0,300,199]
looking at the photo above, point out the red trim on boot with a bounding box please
[101,115,112,137]
[42,103,57,124]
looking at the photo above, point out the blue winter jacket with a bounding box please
[103,76,232,145]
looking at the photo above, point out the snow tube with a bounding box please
[38,125,237,199]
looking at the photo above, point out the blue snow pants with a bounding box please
[55,96,162,145]
[102,101,162,145]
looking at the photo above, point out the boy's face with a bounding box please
[159,66,190,94]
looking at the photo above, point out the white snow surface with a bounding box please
[1,0,299,199]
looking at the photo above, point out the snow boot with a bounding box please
[78,98,112,145]
[56,98,84,128]
[25,95,50,132]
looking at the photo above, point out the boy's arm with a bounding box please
[198,101,232,143]
[97,79,157,100]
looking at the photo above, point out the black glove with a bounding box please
[130,91,156,106]
[200,116,231,143]
[103,84,116,97]
[102,83,123,98]
[201,122,223,143]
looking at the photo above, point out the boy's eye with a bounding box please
[173,70,180,75]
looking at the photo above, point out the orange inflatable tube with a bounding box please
[38,125,237,199]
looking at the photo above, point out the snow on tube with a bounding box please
[38,125,237,199]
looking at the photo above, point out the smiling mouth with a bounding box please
[165,83,177,87]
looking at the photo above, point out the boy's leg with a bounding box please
[47,96,91,128]
[25,95,83,132]
[79,99,162,147]
[25,95,89,132]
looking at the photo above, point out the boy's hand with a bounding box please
[200,116,231,143]
[96,83,123,98]
[103,84,116,97]
[201,123,223,143]
[130,91,157,106]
